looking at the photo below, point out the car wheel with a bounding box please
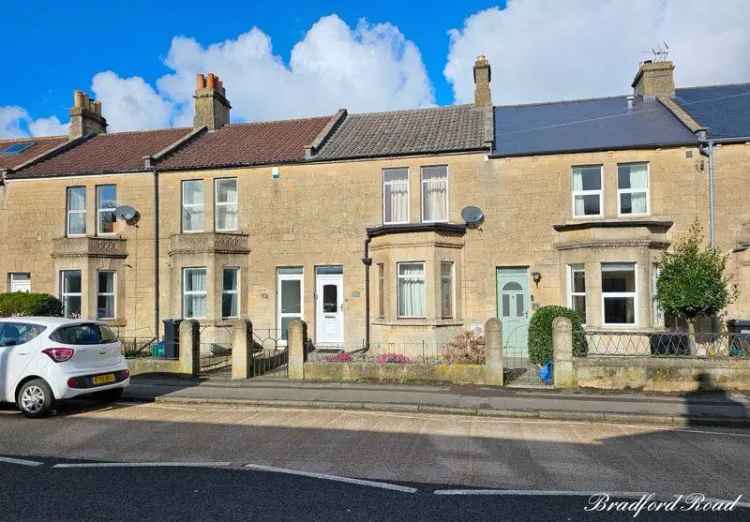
[17,379,54,418]
[95,387,124,402]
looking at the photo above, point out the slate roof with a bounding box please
[674,84,750,139]
[11,128,192,179]
[0,136,67,170]
[157,116,332,171]
[314,105,487,160]
[492,96,697,157]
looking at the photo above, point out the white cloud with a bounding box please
[445,0,750,105]
[92,71,173,132]
[0,106,67,139]
[157,15,434,126]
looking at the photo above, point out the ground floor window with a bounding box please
[377,263,385,319]
[397,262,425,318]
[278,267,303,341]
[97,271,116,320]
[182,267,207,319]
[440,261,454,319]
[60,270,82,318]
[601,263,637,326]
[222,267,240,319]
[568,264,586,324]
[8,272,31,293]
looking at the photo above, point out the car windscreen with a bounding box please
[0,323,47,347]
[50,324,118,345]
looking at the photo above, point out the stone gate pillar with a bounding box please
[232,319,253,380]
[483,318,504,386]
[553,316,576,388]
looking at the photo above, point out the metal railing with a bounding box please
[248,328,289,377]
[579,330,750,358]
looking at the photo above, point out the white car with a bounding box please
[0,317,130,418]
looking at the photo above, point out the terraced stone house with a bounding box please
[0,58,748,358]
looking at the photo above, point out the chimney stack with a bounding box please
[193,73,231,130]
[632,60,675,98]
[473,55,492,107]
[69,90,107,139]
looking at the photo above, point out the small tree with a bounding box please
[656,222,737,354]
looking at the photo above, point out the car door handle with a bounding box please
[19,351,29,355]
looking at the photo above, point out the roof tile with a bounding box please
[0,136,67,170]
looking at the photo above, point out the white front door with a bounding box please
[277,267,304,344]
[316,268,344,345]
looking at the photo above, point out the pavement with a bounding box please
[122,373,750,428]
[2,399,750,521]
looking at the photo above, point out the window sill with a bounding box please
[373,318,464,327]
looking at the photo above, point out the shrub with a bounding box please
[445,331,485,364]
[327,352,353,363]
[0,292,63,317]
[527,305,585,365]
[376,353,411,364]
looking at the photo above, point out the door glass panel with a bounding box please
[502,295,510,317]
[516,294,525,317]
[281,280,301,314]
[323,284,337,313]
[503,281,522,291]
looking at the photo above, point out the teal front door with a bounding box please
[497,267,530,356]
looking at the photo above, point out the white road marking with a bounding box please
[434,489,648,498]
[0,456,44,467]
[244,464,418,493]
[53,462,232,469]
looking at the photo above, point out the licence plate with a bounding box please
[93,373,116,386]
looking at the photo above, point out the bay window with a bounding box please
[182,180,204,233]
[222,267,240,319]
[601,263,637,326]
[568,264,587,324]
[383,168,409,224]
[397,262,425,318]
[97,271,116,320]
[572,166,603,217]
[60,270,82,318]
[215,178,238,232]
[182,267,207,319]
[440,261,454,319]
[96,185,117,235]
[66,186,86,236]
[421,166,448,222]
[618,163,649,215]
[377,263,385,319]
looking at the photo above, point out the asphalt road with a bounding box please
[1,399,749,520]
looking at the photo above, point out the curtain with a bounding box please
[186,269,207,318]
[423,178,447,221]
[68,187,85,210]
[385,179,408,222]
[398,264,424,317]
[629,165,648,213]
[572,170,585,215]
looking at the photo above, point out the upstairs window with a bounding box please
[182,180,204,233]
[66,186,86,236]
[383,168,409,224]
[421,166,448,222]
[215,178,238,232]
[96,185,117,235]
[572,166,603,217]
[618,163,649,215]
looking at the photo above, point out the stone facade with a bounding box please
[1,140,748,349]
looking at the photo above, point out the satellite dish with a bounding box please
[115,205,141,226]
[461,206,485,228]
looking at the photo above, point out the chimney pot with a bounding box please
[193,72,231,130]
[196,73,206,89]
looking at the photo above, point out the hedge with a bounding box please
[0,292,63,317]
[527,305,585,365]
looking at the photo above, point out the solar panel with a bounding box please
[1,141,35,155]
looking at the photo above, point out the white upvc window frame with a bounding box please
[221,266,240,319]
[96,270,117,320]
[571,165,604,218]
[60,269,82,319]
[567,264,587,325]
[182,267,208,319]
[277,267,304,345]
[617,162,650,217]
[601,262,638,327]
[66,186,87,237]
[382,168,410,225]
[420,165,449,223]
[396,261,426,319]
[440,260,454,320]
[96,184,118,236]
[214,177,239,232]
[8,272,31,293]
[181,179,205,233]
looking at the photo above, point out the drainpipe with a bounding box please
[152,166,161,338]
[361,237,372,351]
[697,133,716,247]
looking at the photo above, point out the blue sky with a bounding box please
[2,0,748,137]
